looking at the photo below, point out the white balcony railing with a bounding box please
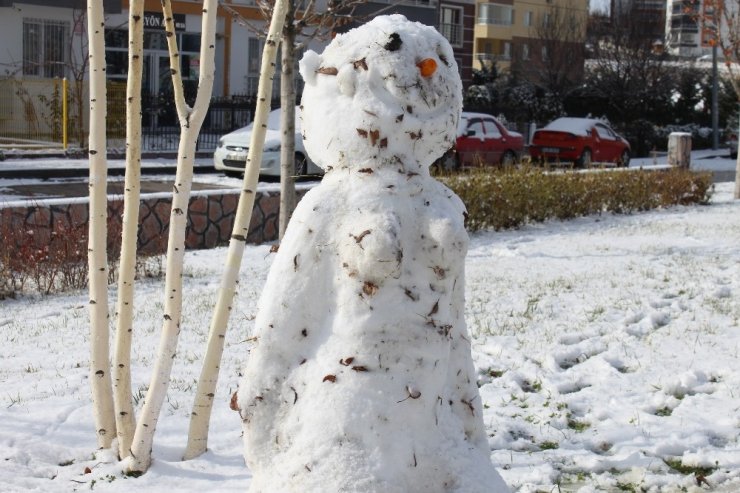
[477,3,513,26]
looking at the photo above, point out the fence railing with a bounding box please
[0,77,279,152]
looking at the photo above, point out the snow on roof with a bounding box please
[542,117,601,136]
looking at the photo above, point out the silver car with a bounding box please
[213,106,322,177]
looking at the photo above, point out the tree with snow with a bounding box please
[184,0,288,460]
[86,0,116,450]
[125,0,219,474]
[235,15,509,492]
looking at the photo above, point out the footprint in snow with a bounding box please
[557,380,592,394]
[555,340,606,370]
[712,286,731,299]
[624,310,670,337]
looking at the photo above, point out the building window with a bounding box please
[477,3,514,26]
[440,6,464,47]
[541,45,549,61]
[522,43,530,60]
[524,11,533,26]
[23,18,69,78]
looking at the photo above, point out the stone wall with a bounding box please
[0,189,305,254]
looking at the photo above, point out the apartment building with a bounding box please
[666,0,739,59]
[472,0,589,77]
[1,0,476,94]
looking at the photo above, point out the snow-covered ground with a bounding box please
[1,171,738,491]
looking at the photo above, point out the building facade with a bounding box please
[666,0,738,59]
[0,0,479,146]
[472,0,589,77]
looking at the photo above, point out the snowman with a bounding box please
[236,15,509,493]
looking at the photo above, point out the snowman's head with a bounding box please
[299,15,462,171]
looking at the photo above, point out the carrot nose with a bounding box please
[417,58,437,77]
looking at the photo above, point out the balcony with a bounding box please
[478,52,511,62]
[477,3,513,25]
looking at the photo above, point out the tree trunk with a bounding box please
[125,0,218,474]
[279,2,297,241]
[735,116,739,200]
[112,0,144,460]
[183,0,288,460]
[86,0,116,450]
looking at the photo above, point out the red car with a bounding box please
[530,118,631,167]
[438,112,524,169]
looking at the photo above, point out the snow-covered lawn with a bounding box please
[1,182,738,492]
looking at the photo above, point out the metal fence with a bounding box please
[0,77,279,152]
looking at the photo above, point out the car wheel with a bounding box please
[619,150,630,168]
[501,150,516,167]
[294,153,308,176]
[576,149,592,168]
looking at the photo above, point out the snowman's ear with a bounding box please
[299,50,321,86]
[337,64,356,97]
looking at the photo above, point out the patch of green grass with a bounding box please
[654,406,673,417]
[615,482,639,492]
[662,458,716,476]
[539,440,559,450]
[567,416,591,432]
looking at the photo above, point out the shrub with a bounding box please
[0,218,163,299]
[439,166,713,232]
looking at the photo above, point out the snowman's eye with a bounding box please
[384,32,402,51]
[438,52,450,67]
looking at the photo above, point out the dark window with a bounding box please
[23,18,69,78]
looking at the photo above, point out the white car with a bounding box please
[213,106,322,177]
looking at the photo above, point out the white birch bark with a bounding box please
[126,0,218,474]
[278,2,297,240]
[87,0,116,449]
[735,117,739,199]
[182,0,287,460]
[112,0,144,460]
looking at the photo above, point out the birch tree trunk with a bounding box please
[126,0,218,474]
[735,116,739,200]
[87,0,116,449]
[278,1,297,241]
[112,0,144,460]
[183,0,287,460]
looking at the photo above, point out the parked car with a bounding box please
[529,117,631,167]
[438,112,524,169]
[213,106,322,177]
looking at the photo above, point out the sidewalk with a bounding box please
[0,153,216,179]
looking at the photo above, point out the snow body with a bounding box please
[237,15,509,492]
